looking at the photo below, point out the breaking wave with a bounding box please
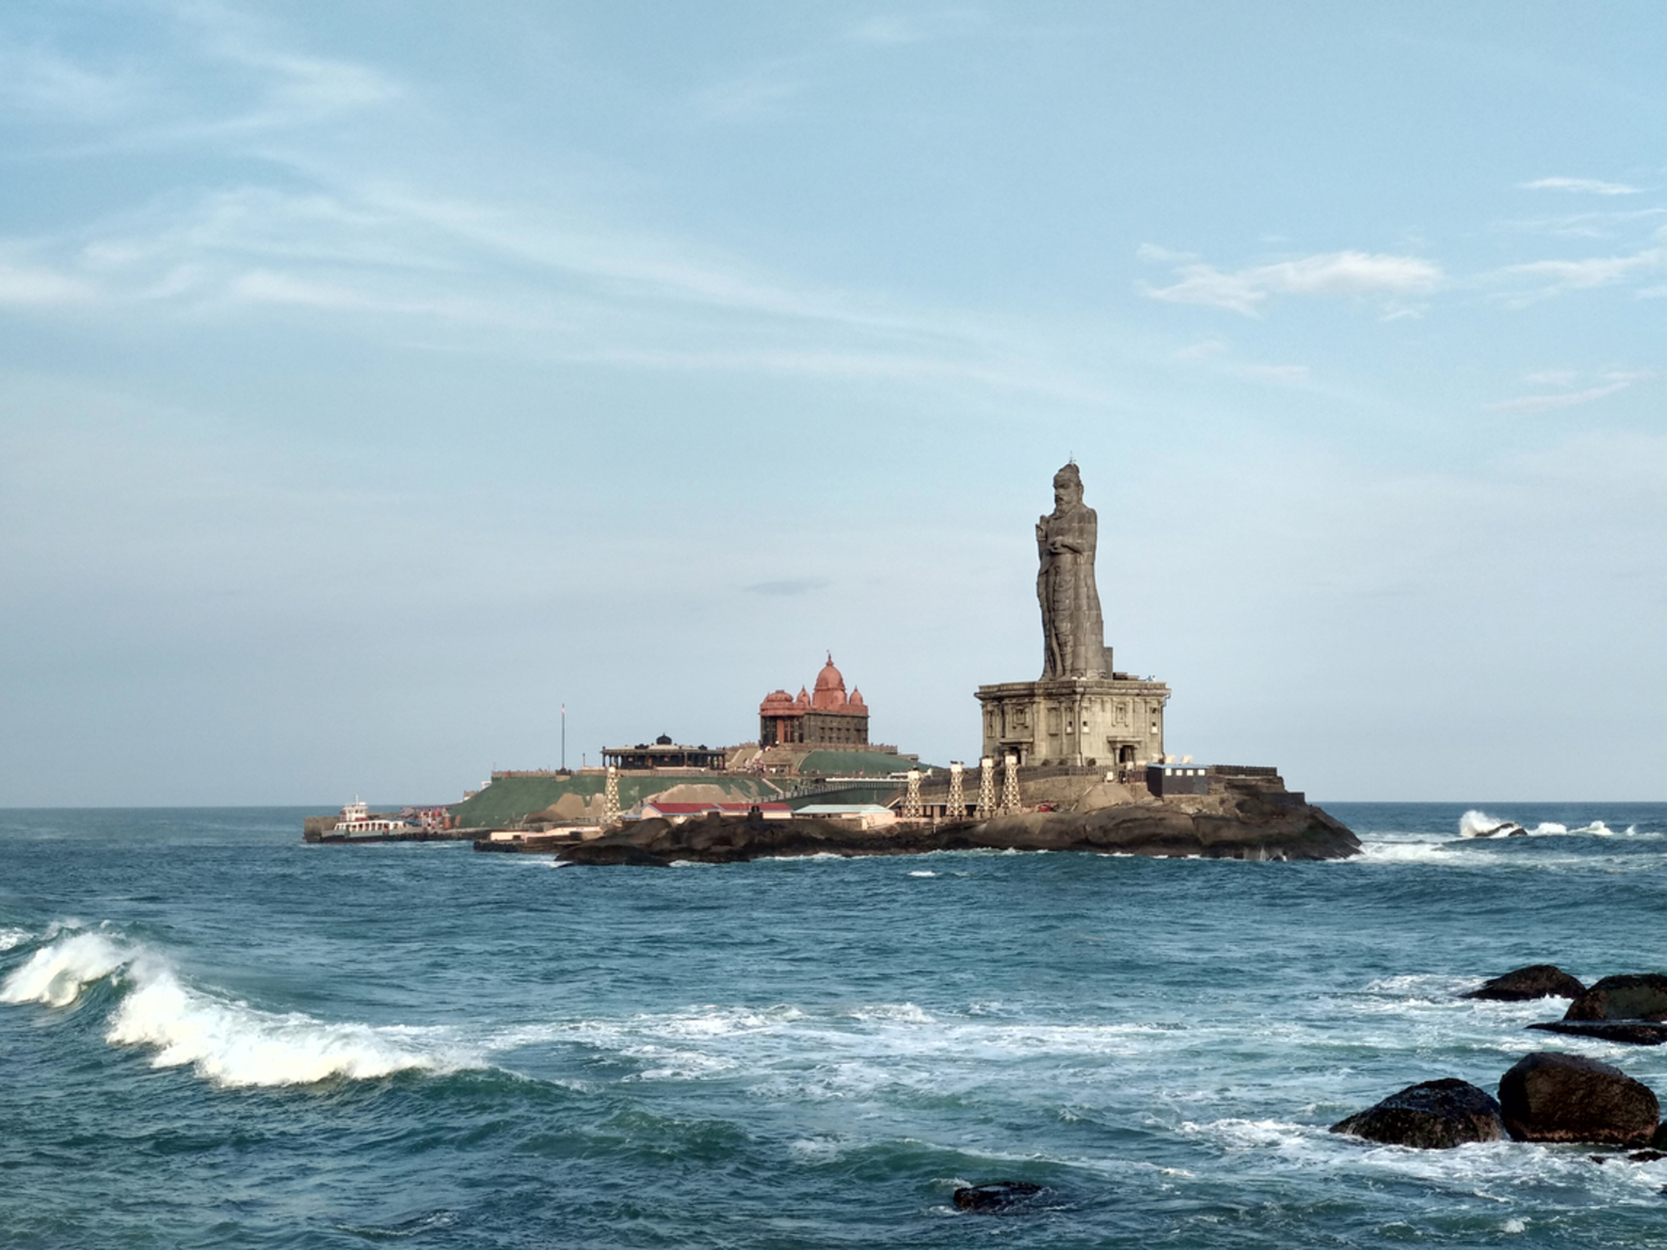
[1,929,468,1088]
[1459,810,1524,838]
[1457,811,1646,840]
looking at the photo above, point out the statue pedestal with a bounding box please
[975,675,1170,769]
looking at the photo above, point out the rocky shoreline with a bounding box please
[1330,965,1667,1156]
[554,786,1360,866]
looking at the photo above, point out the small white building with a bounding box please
[794,803,897,831]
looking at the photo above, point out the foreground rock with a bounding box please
[1330,1079,1506,1149]
[1498,1052,1660,1145]
[556,793,1359,866]
[1529,1020,1667,1046]
[1464,965,1586,1002]
[952,1182,1046,1212]
[1564,974,1667,1022]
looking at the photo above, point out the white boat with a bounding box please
[332,799,419,835]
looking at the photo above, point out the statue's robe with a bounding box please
[1037,502,1106,678]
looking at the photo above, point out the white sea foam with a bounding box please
[845,1002,935,1024]
[619,1043,739,1080]
[1357,839,1473,865]
[0,931,130,1006]
[2,930,468,1088]
[908,870,938,877]
[0,926,32,952]
[1459,809,1518,838]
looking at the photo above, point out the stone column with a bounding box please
[976,757,995,820]
[946,762,964,822]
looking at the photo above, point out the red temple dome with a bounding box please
[811,653,847,710]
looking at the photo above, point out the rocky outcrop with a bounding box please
[952,1182,1046,1212]
[1498,1052,1660,1145]
[555,791,1359,866]
[1463,965,1585,1002]
[1563,974,1667,1022]
[1330,1079,1506,1149]
[1528,1020,1667,1045]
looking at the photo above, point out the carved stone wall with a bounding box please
[976,676,1169,768]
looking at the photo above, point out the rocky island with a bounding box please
[536,461,1361,867]
[556,773,1359,866]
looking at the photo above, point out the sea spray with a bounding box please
[0,930,130,1007]
[3,929,470,1087]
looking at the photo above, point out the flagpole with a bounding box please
[561,704,566,772]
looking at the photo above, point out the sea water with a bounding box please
[3,803,1666,1248]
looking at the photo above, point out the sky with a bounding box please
[2,2,1663,806]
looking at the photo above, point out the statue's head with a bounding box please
[1053,461,1083,506]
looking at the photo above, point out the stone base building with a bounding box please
[976,672,1168,768]
[759,655,870,748]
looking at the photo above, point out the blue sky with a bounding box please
[2,2,1663,804]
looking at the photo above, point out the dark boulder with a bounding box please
[1564,974,1667,1022]
[1464,965,1586,1002]
[1329,1079,1505,1149]
[1499,1052,1660,1145]
[952,1182,1046,1213]
[1529,1020,1667,1046]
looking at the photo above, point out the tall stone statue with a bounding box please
[1036,461,1107,679]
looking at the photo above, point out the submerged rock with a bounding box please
[952,1181,1046,1212]
[1499,1052,1660,1146]
[1464,965,1586,1002]
[1564,974,1667,1022]
[1529,1020,1667,1046]
[1329,1079,1506,1149]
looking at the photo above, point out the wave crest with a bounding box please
[2,930,468,1088]
[0,931,130,1006]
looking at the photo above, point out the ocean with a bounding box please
[3,802,1666,1248]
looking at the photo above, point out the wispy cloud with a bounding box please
[0,43,146,120]
[1500,240,1666,296]
[1487,371,1650,414]
[1136,243,1199,264]
[1495,206,1667,241]
[1139,249,1443,316]
[1170,338,1227,361]
[1519,176,1643,196]
[744,578,827,596]
[689,65,805,120]
[0,260,94,304]
[847,12,983,45]
[1237,363,1310,385]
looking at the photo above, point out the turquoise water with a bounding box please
[3,803,1666,1248]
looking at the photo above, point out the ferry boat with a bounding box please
[332,799,419,835]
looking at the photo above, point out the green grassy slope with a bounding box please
[449,774,783,827]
